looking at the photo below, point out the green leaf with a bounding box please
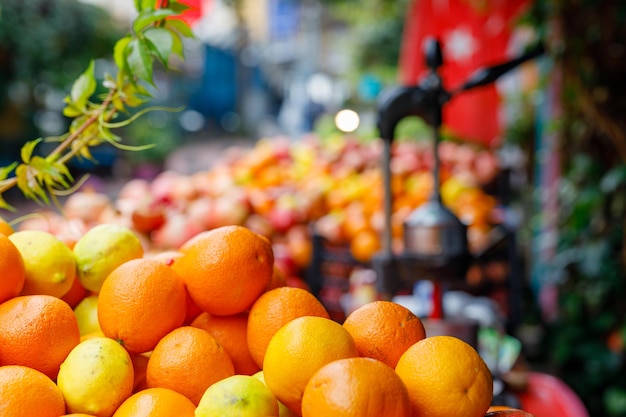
[144,27,173,66]
[0,162,17,181]
[127,38,154,85]
[169,29,185,58]
[70,61,96,111]
[133,8,176,34]
[165,18,194,38]
[15,164,48,205]
[21,139,42,164]
[137,0,155,13]
[119,82,149,108]
[125,92,149,108]
[0,194,16,212]
[133,82,152,98]
[30,156,72,189]
[168,0,192,14]
[112,96,127,112]
[63,97,84,118]
[114,36,132,71]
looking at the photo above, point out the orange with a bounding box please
[60,275,88,309]
[263,316,359,414]
[0,294,80,380]
[146,326,235,405]
[0,233,26,304]
[342,300,426,368]
[97,258,187,354]
[487,406,517,412]
[301,357,411,417]
[0,216,14,236]
[266,264,288,291]
[112,387,196,417]
[191,311,260,375]
[485,408,534,417]
[395,335,493,417]
[147,250,203,324]
[284,224,313,269]
[247,286,330,368]
[130,353,150,393]
[0,365,66,417]
[349,228,382,263]
[172,225,274,316]
[62,414,99,416]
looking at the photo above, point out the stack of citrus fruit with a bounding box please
[0,221,516,417]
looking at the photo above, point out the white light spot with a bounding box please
[335,109,360,133]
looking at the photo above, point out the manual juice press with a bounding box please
[372,37,544,344]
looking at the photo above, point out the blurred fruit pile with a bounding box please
[11,134,502,282]
[0,222,528,417]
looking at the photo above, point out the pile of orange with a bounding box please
[0,221,512,417]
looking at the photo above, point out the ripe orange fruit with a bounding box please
[301,357,412,417]
[112,387,196,417]
[146,326,235,405]
[191,311,260,375]
[0,216,14,236]
[395,335,493,417]
[266,264,288,291]
[0,365,66,417]
[97,258,187,354]
[130,353,150,393]
[172,225,274,316]
[485,407,534,417]
[60,275,88,309]
[263,316,358,414]
[247,286,330,368]
[0,233,26,304]
[148,250,203,325]
[349,228,381,263]
[0,294,80,380]
[342,300,426,368]
[487,405,516,412]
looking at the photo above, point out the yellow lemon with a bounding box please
[73,224,144,292]
[252,371,298,417]
[9,230,76,298]
[73,294,102,336]
[57,337,134,416]
[196,375,279,417]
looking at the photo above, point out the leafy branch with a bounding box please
[0,0,194,211]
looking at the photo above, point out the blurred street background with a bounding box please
[2,1,626,416]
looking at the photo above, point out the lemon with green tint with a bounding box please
[57,337,134,416]
[73,223,143,292]
[9,230,76,298]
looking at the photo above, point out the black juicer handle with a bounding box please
[376,38,545,143]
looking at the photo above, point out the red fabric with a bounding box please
[399,0,530,146]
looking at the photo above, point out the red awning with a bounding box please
[399,0,531,146]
